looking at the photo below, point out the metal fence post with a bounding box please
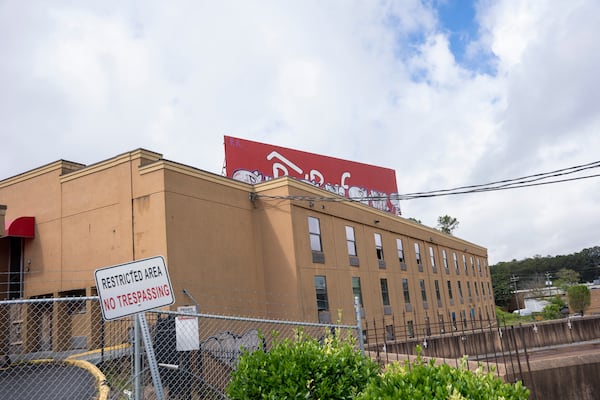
[138,313,165,400]
[134,315,141,400]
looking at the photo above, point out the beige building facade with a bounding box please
[0,149,495,328]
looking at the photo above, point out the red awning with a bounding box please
[4,217,35,238]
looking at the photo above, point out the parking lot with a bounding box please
[0,362,98,400]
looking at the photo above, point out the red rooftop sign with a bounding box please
[224,136,401,214]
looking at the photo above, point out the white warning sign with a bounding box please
[94,256,175,321]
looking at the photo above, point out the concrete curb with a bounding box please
[64,359,110,400]
[18,359,110,400]
[66,343,130,361]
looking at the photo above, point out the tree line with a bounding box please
[491,246,600,308]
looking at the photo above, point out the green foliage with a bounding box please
[357,347,529,400]
[490,246,600,308]
[554,268,581,291]
[567,284,591,315]
[541,303,562,320]
[226,329,379,400]
[549,295,567,308]
[490,268,513,308]
[541,295,567,320]
[437,215,459,235]
[495,306,535,325]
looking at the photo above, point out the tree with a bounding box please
[490,267,513,308]
[408,217,422,224]
[437,215,459,235]
[567,285,591,315]
[554,268,580,291]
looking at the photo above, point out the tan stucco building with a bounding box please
[0,149,495,329]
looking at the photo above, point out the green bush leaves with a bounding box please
[227,332,530,400]
[227,329,379,399]
[358,347,529,400]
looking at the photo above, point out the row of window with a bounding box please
[315,274,493,316]
[310,216,488,278]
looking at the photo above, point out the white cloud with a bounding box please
[0,0,599,265]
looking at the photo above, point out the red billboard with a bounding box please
[224,136,401,215]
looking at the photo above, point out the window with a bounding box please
[374,233,384,260]
[346,226,357,256]
[63,289,87,314]
[457,281,464,301]
[396,238,405,264]
[415,243,422,269]
[451,311,457,330]
[402,279,411,304]
[477,259,482,275]
[407,320,414,338]
[434,280,442,306]
[447,280,454,300]
[314,276,329,311]
[463,254,468,275]
[420,279,427,302]
[352,277,363,307]
[385,324,396,341]
[474,281,479,297]
[429,246,437,273]
[442,250,449,274]
[308,217,322,252]
[470,256,475,276]
[481,282,485,296]
[461,310,468,328]
[453,252,459,274]
[380,278,390,306]
[375,233,386,268]
[467,281,472,301]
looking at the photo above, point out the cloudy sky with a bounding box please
[1,0,599,264]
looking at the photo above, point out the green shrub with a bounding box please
[541,302,562,320]
[226,329,379,399]
[357,347,529,400]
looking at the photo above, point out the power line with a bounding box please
[254,160,600,202]
[401,160,600,197]
[402,172,600,200]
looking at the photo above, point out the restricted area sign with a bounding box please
[94,256,175,321]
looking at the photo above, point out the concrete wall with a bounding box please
[382,315,600,360]
[375,317,600,400]
[524,354,600,400]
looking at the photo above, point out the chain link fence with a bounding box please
[0,297,358,399]
[4,297,598,399]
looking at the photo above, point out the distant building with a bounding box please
[0,149,494,347]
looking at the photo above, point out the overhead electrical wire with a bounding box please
[253,160,600,202]
[399,160,600,199]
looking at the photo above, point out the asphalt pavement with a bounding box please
[0,362,97,400]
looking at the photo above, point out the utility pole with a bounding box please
[545,272,553,296]
[510,275,521,313]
